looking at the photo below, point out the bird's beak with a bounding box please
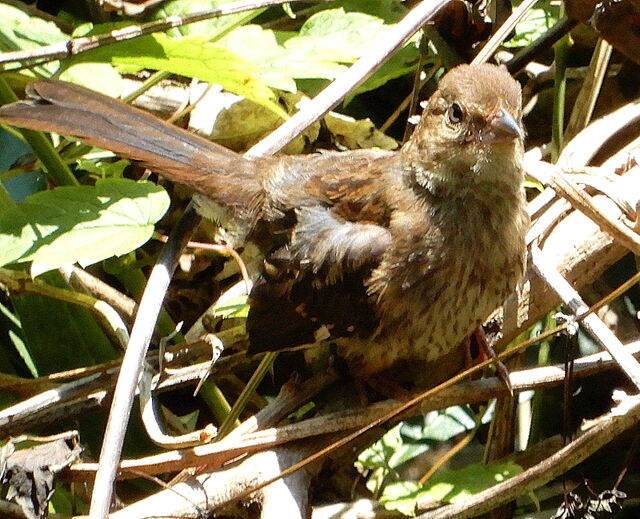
[486,109,524,141]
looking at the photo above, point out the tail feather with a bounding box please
[0,80,263,216]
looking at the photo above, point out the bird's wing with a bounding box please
[247,151,399,354]
[260,149,396,278]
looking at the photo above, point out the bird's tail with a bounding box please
[0,79,263,217]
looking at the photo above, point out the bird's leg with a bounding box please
[463,327,513,395]
[362,375,412,402]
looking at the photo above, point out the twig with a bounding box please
[0,0,318,68]
[59,265,136,319]
[0,268,129,349]
[564,38,612,141]
[0,373,108,440]
[109,443,319,519]
[552,22,569,161]
[558,100,640,168]
[506,17,578,73]
[167,370,339,486]
[228,370,340,439]
[532,161,640,255]
[89,204,201,518]
[530,245,640,389]
[139,363,217,449]
[472,0,539,65]
[0,349,250,439]
[170,237,253,293]
[414,394,640,519]
[217,352,277,438]
[245,0,451,157]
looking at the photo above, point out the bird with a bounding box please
[0,63,529,380]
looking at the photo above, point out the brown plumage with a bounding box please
[0,63,529,377]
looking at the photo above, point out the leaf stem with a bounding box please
[551,7,569,162]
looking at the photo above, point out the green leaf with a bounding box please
[212,282,249,319]
[504,0,561,48]
[0,178,170,276]
[309,0,408,23]
[220,9,418,95]
[352,45,419,98]
[11,271,118,375]
[58,62,124,98]
[155,0,261,39]
[0,4,68,76]
[213,294,249,319]
[378,462,523,516]
[421,462,523,503]
[222,25,346,92]
[76,158,130,179]
[400,406,477,443]
[66,33,286,118]
[355,423,430,495]
[0,301,35,378]
[286,9,389,63]
[380,481,421,516]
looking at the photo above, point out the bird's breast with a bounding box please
[339,195,527,376]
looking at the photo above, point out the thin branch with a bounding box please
[414,394,640,519]
[472,0,538,65]
[564,38,612,141]
[59,265,136,319]
[0,0,319,68]
[245,0,451,157]
[0,268,129,349]
[530,245,640,389]
[89,204,201,518]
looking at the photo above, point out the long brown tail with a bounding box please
[0,80,263,213]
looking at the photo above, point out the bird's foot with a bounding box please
[463,327,513,395]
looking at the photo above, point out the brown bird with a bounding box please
[0,63,528,378]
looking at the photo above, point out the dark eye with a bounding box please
[447,103,464,124]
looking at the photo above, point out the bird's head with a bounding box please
[404,63,525,194]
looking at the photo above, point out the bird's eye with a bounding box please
[447,103,464,124]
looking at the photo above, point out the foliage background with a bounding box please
[0,0,639,518]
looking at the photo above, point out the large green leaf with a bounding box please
[11,271,119,375]
[220,25,345,92]
[221,9,418,94]
[0,178,170,276]
[0,4,68,76]
[309,0,408,23]
[58,62,124,98]
[67,32,286,118]
[420,462,523,503]
[155,0,260,39]
[286,9,391,63]
[379,462,523,516]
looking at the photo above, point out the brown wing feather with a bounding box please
[247,152,399,353]
[247,251,378,354]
